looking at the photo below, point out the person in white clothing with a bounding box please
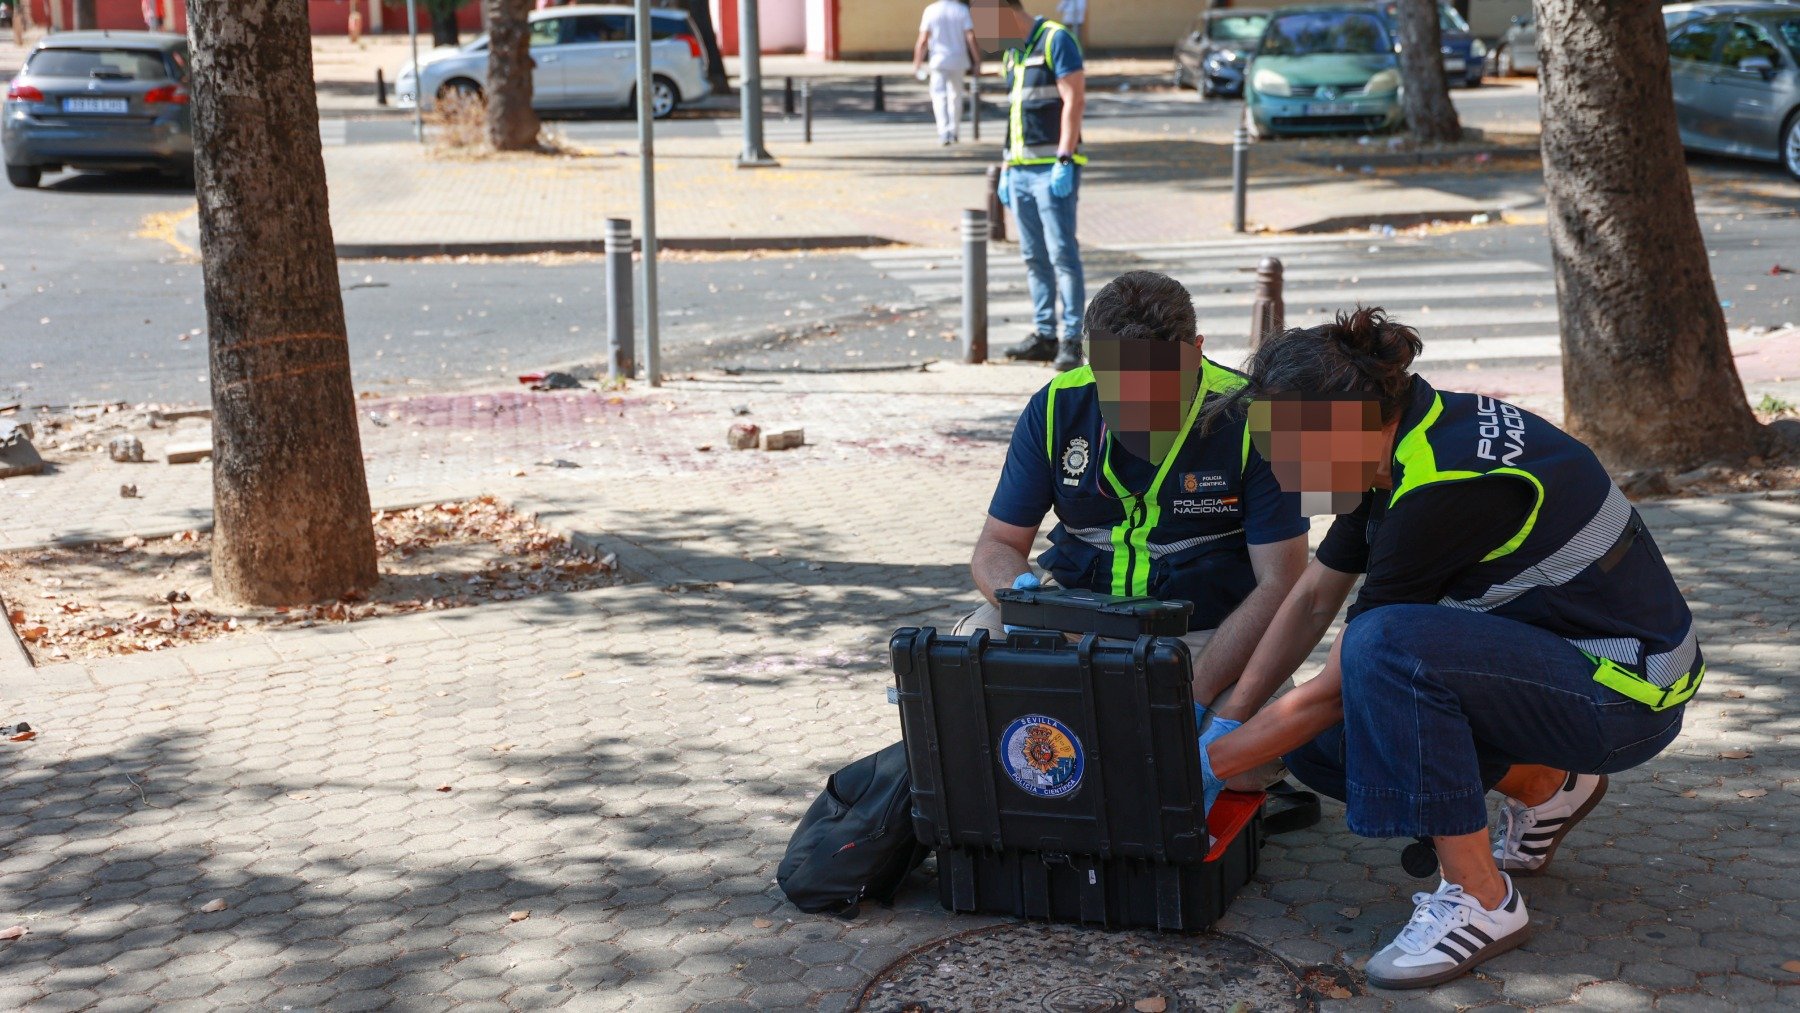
[914,0,981,145]
[1057,0,1086,46]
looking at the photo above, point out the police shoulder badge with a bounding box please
[1061,437,1090,480]
[998,714,1085,798]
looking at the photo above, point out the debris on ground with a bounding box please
[519,371,585,391]
[120,484,140,499]
[727,422,761,450]
[0,496,623,663]
[164,441,213,464]
[108,436,145,463]
[761,428,805,451]
[0,422,45,479]
[3,722,34,742]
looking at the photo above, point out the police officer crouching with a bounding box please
[960,271,1310,757]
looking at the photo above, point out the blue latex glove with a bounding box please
[1196,710,1241,814]
[1002,571,1040,634]
[996,167,1013,207]
[1049,159,1076,198]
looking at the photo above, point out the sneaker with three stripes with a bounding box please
[1365,874,1531,989]
[1493,772,1609,874]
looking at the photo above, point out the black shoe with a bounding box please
[1003,332,1057,362]
[1053,340,1084,372]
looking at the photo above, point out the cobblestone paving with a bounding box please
[1,365,1796,1010]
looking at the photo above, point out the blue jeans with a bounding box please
[1011,163,1084,341]
[1284,605,1686,839]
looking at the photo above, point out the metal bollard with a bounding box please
[969,76,980,141]
[801,80,813,144]
[962,209,989,364]
[605,218,636,380]
[783,76,795,117]
[1231,116,1250,234]
[1249,257,1284,349]
[984,165,1007,243]
[874,75,885,112]
[376,69,388,106]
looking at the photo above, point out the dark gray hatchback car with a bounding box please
[3,31,193,188]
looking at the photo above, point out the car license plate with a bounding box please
[1303,102,1357,116]
[61,97,129,114]
[1444,58,1466,72]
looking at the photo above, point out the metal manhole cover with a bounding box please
[856,923,1315,1012]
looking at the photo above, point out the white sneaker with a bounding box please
[1493,772,1608,875]
[1365,875,1531,990]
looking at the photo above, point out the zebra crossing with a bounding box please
[859,234,1566,368]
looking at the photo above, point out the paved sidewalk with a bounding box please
[1,363,1798,1009]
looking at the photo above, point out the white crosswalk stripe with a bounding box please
[861,238,1566,366]
[318,119,348,147]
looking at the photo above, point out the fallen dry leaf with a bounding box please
[753,917,773,929]
[1781,959,1800,973]
[1133,998,1167,1013]
[436,784,453,793]
[0,925,26,941]
[507,778,531,785]
[199,898,228,913]
[1724,689,1746,699]
[509,910,530,923]
[1337,906,1361,919]
[1681,789,1699,798]
[286,792,313,801]
[1324,985,1354,1000]
[9,729,36,742]
[1719,749,1753,760]
[18,626,47,643]
[561,670,584,681]
[1738,788,1768,798]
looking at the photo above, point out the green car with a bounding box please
[1246,4,1405,137]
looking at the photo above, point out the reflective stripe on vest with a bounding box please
[1004,19,1088,167]
[1044,359,1246,596]
[1393,391,1703,708]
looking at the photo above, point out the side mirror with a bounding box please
[1738,55,1776,78]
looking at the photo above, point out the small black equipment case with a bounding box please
[891,589,1265,932]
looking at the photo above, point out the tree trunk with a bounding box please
[73,0,96,29]
[1394,0,1461,144]
[675,0,730,95]
[185,0,379,605]
[484,0,540,150]
[1536,0,1764,471]
[428,0,460,47]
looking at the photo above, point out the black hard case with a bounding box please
[890,626,1263,932]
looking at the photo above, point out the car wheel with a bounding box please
[438,78,483,103]
[635,75,678,120]
[5,163,39,189]
[1783,109,1800,182]
[1497,47,1514,78]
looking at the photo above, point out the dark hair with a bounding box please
[1083,271,1198,345]
[1205,306,1422,429]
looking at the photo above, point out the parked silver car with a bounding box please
[1668,7,1800,178]
[1492,13,1537,76]
[395,4,711,118]
[2,31,192,189]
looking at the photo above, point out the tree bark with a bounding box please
[73,0,97,29]
[674,0,730,95]
[426,0,461,47]
[1394,0,1461,144]
[185,0,379,605]
[1536,0,1765,471]
[485,0,540,150]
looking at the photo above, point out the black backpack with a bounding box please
[778,742,929,913]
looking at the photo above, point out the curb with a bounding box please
[1287,145,1540,169]
[1286,206,1515,234]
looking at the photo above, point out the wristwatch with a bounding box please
[1056,153,1074,166]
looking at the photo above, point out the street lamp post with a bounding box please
[635,0,661,385]
[736,0,777,166]
[406,0,423,143]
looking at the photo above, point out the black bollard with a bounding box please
[984,164,1007,243]
[1249,257,1284,350]
[801,80,813,144]
[874,75,885,112]
[783,76,794,117]
[1232,117,1250,234]
[376,68,387,106]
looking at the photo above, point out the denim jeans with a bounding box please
[1010,163,1084,341]
[1284,604,1686,839]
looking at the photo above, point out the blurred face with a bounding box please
[1247,393,1392,515]
[1090,333,1205,464]
[969,0,1032,53]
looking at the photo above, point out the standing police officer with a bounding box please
[971,0,1089,372]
